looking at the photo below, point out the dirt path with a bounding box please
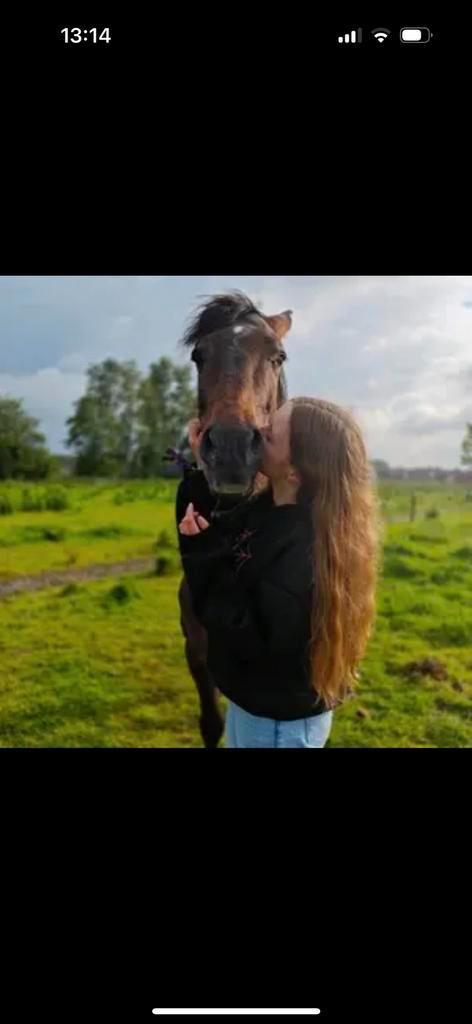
[0,557,156,599]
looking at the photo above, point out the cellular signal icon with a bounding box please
[338,28,362,44]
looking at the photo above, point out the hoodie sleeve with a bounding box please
[175,475,233,618]
[177,509,236,620]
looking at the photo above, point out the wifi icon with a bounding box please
[371,28,391,42]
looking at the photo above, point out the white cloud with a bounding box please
[0,368,85,450]
[1,275,471,465]
[56,352,90,373]
[255,275,472,467]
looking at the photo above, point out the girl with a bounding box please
[178,397,381,748]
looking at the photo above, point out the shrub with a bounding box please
[103,582,139,605]
[155,556,173,576]
[156,529,173,549]
[21,488,44,512]
[42,527,66,542]
[425,507,439,519]
[426,623,471,647]
[409,533,447,544]
[112,488,136,505]
[87,525,124,538]
[109,583,131,602]
[408,602,434,615]
[451,546,472,562]
[431,569,464,585]
[382,557,421,579]
[59,583,79,597]
[0,492,13,515]
[44,487,70,511]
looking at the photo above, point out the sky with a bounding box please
[0,275,471,468]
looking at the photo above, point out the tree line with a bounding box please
[1,356,472,480]
[0,357,197,480]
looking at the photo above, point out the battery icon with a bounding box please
[400,27,431,43]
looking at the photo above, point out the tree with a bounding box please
[65,393,108,476]
[133,359,196,477]
[65,356,197,478]
[0,396,54,480]
[65,359,140,476]
[461,422,472,467]
[117,361,141,475]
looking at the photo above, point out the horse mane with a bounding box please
[179,291,264,349]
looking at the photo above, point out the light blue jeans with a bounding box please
[224,700,333,748]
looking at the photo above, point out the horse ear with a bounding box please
[265,309,293,340]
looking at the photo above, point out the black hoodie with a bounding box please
[175,468,329,720]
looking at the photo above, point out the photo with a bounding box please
[0,275,471,748]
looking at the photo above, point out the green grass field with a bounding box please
[0,478,471,747]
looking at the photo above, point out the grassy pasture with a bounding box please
[0,478,471,747]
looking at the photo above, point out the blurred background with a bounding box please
[0,275,471,747]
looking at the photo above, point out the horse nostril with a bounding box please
[250,429,262,452]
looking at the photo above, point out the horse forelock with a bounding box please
[180,289,288,414]
[180,291,268,349]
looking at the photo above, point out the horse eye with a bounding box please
[191,350,204,366]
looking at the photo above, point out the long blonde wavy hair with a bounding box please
[289,397,383,709]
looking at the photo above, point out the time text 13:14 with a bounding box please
[60,28,111,44]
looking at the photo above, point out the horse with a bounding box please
[175,291,293,748]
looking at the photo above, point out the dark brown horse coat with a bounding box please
[175,291,294,745]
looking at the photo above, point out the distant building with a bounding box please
[368,459,472,482]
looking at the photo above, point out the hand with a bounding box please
[179,502,210,536]
[187,418,203,462]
